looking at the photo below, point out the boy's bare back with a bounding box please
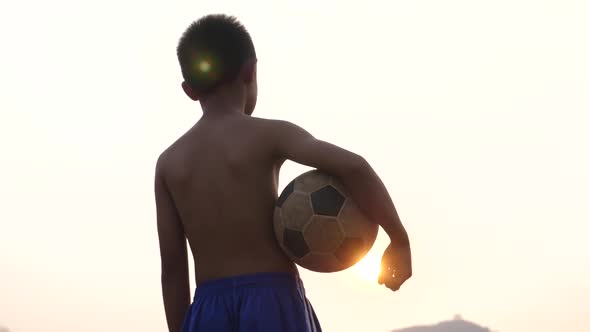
[158,114,296,284]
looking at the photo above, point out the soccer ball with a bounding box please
[274,170,379,273]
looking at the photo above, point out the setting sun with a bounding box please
[352,250,381,282]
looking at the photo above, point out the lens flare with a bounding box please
[198,60,212,73]
[190,50,221,82]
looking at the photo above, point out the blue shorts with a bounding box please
[181,272,322,332]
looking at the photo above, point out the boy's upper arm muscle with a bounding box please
[271,120,365,177]
[155,158,187,272]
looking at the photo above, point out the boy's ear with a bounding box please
[182,81,200,101]
[241,58,257,84]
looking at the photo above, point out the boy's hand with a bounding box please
[378,243,412,292]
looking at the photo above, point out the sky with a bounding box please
[1,0,589,331]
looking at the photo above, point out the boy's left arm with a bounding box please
[155,160,190,332]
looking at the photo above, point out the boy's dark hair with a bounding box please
[177,14,256,97]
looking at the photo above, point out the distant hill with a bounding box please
[392,315,494,332]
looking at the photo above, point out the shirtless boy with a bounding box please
[155,14,412,332]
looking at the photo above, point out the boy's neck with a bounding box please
[200,88,246,117]
[201,104,244,117]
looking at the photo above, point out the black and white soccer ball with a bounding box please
[274,170,379,273]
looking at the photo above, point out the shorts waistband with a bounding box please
[195,272,303,296]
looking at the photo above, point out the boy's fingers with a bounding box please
[385,278,402,291]
[380,271,411,291]
[378,264,391,285]
[388,284,401,292]
[378,270,393,286]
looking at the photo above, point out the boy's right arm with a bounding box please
[271,120,412,291]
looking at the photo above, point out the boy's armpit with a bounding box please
[267,120,366,178]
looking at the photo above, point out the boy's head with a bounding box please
[177,15,257,114]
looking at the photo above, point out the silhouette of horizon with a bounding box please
[392,315,494,332]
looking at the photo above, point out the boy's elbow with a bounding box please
[344,155,369,176]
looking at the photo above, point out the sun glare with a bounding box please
[353,250,381,282]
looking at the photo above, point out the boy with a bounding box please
[155,14,412,332]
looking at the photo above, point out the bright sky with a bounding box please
[1,1,589,331]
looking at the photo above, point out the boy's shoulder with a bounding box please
[250,116,299,133]
[155,131,191,175]
[155,145,174,177]
[235,116,300,139]
[155,116,299,170]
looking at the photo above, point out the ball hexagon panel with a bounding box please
[283,228,310,258]
[335,237,365,266]
[281,191,313,231]
[303,216,344,254]
[294,170,331,193]
[338,200,373,237]
[310,185,345,217]
[297,252,343,273]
